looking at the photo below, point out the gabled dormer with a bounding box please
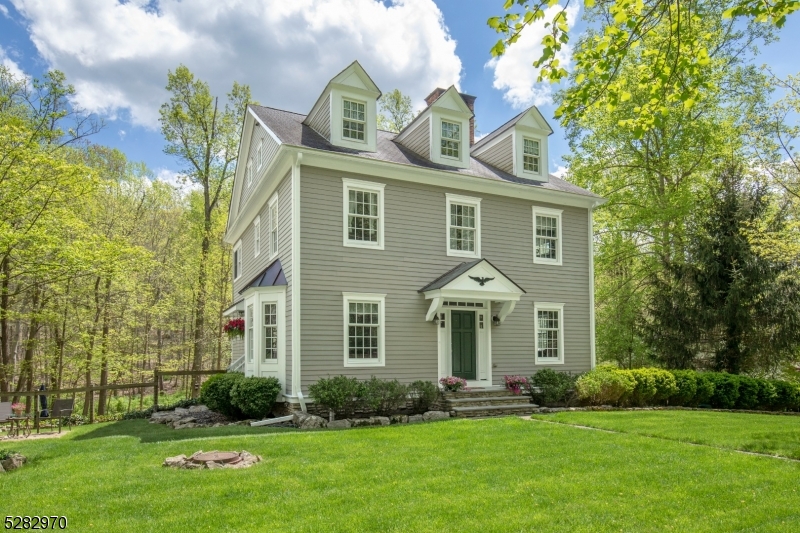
[395,86,475,170]
[303,61,381,152]
[471,106,553,183]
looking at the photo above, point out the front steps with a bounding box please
[442,388,538,418]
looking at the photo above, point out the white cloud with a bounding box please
[11,0,462,128]
[552,164,568,179]
[153,168,187,188]
[118,129,126,140]
[0,4,9,18]
[0,46,25,79]
[485,5,579,109]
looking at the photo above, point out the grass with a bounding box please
[531,409,800,459]
[0,414,798,532]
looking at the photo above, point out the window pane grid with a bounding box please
[441,121,460,158]
[524,139,540,172]
[263,303,277,361]
[449,203,475,251]
[537,310,559,359]
[535,215,558,260]
[343,100,366,141]
[247,305,254,362]
[348,189,379,242]
[348,302,380,359]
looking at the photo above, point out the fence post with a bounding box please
[89,387,94,425]
[34,394,39,433]
[153,368,159,413]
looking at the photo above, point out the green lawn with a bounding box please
[532,410,800,459]
[1,414,798,532]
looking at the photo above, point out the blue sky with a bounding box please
[1,0,799,183]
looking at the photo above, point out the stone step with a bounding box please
[442,389,521,399]
[445,396,534,407]
[451,403,540,418]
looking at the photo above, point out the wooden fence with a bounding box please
[10,368,226,433]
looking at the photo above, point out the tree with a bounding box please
[377,89,415,133]
[159,66,251,397]
[489,0,795,136]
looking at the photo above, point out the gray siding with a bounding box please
[398,116,430,159]
[232,170,294,393]
[307,94,331,140]
[299,166,591,391]
[475,134,513,174]
[239,125,280,214]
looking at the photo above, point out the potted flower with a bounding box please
[11,403,25,416]
[439,376,468,392]
[504,375,529,395]
[223,317,245,339]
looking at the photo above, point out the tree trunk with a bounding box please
[14,284,40,410]
[0,254,10,401]
[191,232,210,398]
[97,277,112,415]
[83,276,102,416]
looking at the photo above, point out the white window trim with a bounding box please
[522,137,542,176]
[440,119,462,161]
[534,302,565,365]
[233,240,242,281]
[532,206,563,266]
[262,301,278,364]
[246,159,253,187]
[342,292,386,368]
[446,193,481,258]
[342,97,367,144]
[246,304,254,363]
[268,193,279,259]
[342,178,386,250]
[253,216,261,258]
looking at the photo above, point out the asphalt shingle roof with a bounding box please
[418,258,526,293]
[250,105,599,199]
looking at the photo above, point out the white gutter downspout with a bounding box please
[588,205,597,369]
[291,152,303,397]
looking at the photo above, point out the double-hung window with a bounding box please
[246,304,254,363]
[268,194,278,257]
[233,240,242,280]
[535,302,564,364]
[441,120,461,159]
[532,207,562,265]
[446,194,481,258]
[343,293,386,367]
[523,138,540,174]
[342,99,366,141]
[263,303,277,362]
[253,216,261,257]
[342,179,385,249]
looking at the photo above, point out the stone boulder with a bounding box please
[0,453,27,473]
[422,411,450,421]
[293,412,327,429]
[390,414,409,424]
[163,454,187,467]
[408,414,424,423]
[370,416,390,426]
[188,405,209,413]
[327,419,351,429]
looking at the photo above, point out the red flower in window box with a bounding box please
[224,318,245,339]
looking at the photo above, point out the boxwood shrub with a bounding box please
[308,375,366,419]
[408,380,440,414]
[575,365,635,405]
[363,376,408,416]
[200,372,245,418]
[669,370,698,406]
[707,373,740,409]
[529,368,577,406]
[230,376,283,420]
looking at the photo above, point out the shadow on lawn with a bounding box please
[73,419,294,444]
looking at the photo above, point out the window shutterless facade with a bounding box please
[534,302,564,364]
[268,193,278,257]
[342,293,386,367]
[253,216,261,257]
[523,138,540,174]
[342,99,366,141]
[233,240,242,280]
[263,303,277,362]
[342,178,385,250]
[446,194,481,258]
[440,120,461,159]
[532,207,563,265]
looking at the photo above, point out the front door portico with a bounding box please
[451,311,476,380]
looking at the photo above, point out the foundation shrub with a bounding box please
[199,372,245,418]
[230,376,282,419]
[706,373,740,409]
[308,376,366,420]
[408,380,440,414]
[529,369,577,406]
[363,377,409,416]
[575,366,635,405]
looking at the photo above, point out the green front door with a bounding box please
[451,311,476,380]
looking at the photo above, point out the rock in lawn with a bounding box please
[327,419,351,429]
[163,455,187,468]
[423,411,450,421]
[1,453,27,472]
[408,414,424,423]
[370,416,391,426]
[293,412,327,429]
[350,418,373,427]
[390,414,409,424]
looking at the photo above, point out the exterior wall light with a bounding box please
[492,315,501,327]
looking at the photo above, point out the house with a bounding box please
[223,61,604,410]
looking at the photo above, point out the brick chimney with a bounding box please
[424,87,477,146]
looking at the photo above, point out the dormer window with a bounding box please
[343,99,366,141]
[441,120,461,159]
[523,138,540,174]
